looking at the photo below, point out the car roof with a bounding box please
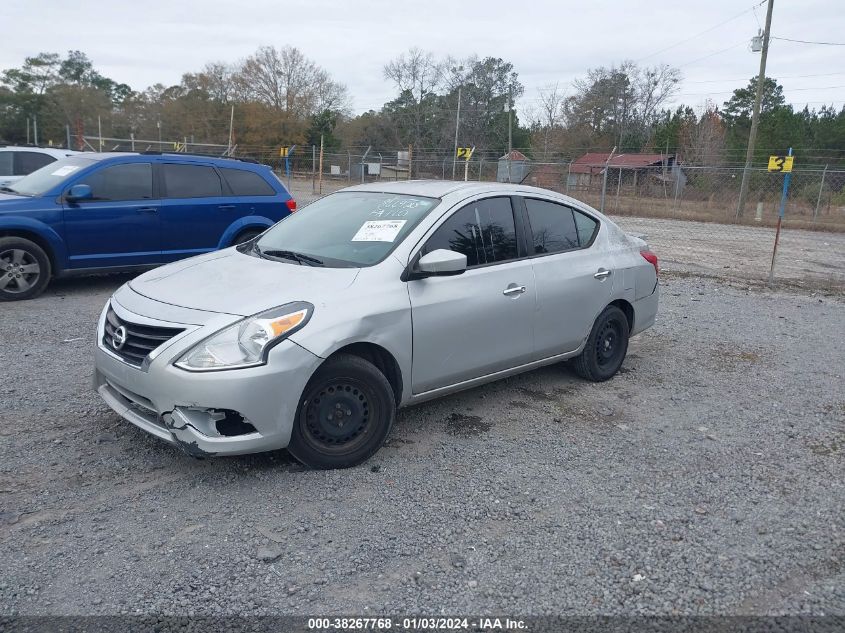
[0,146,79,157]
[76,151,265,169]
[341,179,570,199]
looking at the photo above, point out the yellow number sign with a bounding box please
[280,146,289,158]
[456,147,472,160]
[768,155,794,173]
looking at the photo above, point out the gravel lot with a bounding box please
[1,261,843,617]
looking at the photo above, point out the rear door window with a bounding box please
[0,153,12,176]
[15,151,56,175]
[524,198,581,254]
[77,163,153,201]
[220,168,275,196]
[423,197,519,267]
[162,164,222,198]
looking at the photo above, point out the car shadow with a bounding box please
[45,272,138,299]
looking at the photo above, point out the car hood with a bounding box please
[128,249,360,317]
[0,191,28,204]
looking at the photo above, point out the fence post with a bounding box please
[599,148,615,214]
[479,158,484,181]
[814,165,828,222]
[311,145,316,194]
[347,151,352,183]
[565,162,571,194]
[318,135,324,195]
[673,168,682,214]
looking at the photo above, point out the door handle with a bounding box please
[594,269,612,280]
[136,207,158,214]
[502,285,526,296]
[218,204,236,210]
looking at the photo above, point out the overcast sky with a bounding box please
[3,0,844,116]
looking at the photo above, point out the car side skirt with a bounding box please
[404,344,585,407]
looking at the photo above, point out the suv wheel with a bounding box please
[0,237,51,301]
[233,229,262,245]
[288,354,396,469]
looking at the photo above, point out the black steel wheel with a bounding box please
[0,236,51,301]
[573,305,630,382]
[288,354,395,469]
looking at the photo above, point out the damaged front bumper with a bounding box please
[93,295,323,457]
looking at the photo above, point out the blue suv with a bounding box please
[0,152,296,300]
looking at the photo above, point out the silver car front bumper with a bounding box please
[93,292,322,457]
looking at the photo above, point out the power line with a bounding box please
[771,36,845,46]
[636,1,764,62]
[685,71,845,84]
[677,42,747,69]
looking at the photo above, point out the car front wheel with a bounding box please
[0,237,51,301]
[572,305,630,382]
[288,354,396,469]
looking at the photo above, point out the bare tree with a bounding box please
[529,83,566,159]
[565,61,681,150]
[680,101,726,166]
[233,46,346,118]
[383,47,442,147]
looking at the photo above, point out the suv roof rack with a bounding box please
[139,151,260,164]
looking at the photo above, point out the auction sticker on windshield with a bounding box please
[351,220,407,242]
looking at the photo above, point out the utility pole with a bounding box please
[507,88,513,183]
[452,86,462,180]
[33,115,38,145]
[736,0,774,218]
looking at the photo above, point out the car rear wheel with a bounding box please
[572,305,629,382]
[288,354,396,469]
[0,237,51,301]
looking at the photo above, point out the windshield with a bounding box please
[253,191,439,267]
[8,156,98,197]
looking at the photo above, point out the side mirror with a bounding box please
[416,249,467,276]
[66,184,92,202]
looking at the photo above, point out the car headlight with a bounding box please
[175,302,313,371]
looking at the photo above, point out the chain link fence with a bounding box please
[73,137,845,290]
[282,150,845,290]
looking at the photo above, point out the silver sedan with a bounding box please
[93,181,659,469]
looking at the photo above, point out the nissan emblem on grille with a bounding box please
[111,325,128,351]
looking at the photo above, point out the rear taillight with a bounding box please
[641,250,659,275]
[286,198,297,212]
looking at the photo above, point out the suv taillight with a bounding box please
[641,250,659,275]
[286,198,297,212]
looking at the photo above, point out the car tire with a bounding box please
[288,354,396,470]
[572,305,630,382]
[0,236,51,302]
[233,229,262,245]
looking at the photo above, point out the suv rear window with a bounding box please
[163,164,222,198]
[220,167,275,196]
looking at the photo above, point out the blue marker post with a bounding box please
[285,144,297,191]
[768,147,792,286]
